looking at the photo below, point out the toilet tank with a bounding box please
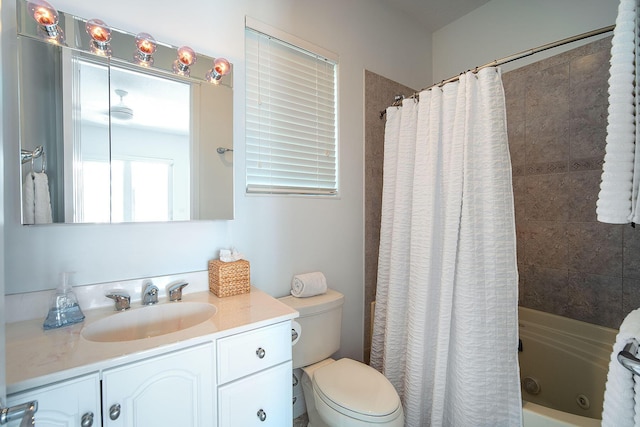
[279,289,344,369]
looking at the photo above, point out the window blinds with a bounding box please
[245,25,338,195]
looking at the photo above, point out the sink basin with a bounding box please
[82,302,216,342]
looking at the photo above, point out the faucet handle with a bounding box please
[168,281,189,302]
[142,281,159,305]
[106,291,130,311]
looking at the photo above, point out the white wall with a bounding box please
[432,0,618,84]
[2,0,431,361]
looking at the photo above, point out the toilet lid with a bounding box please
[313,358,401,421]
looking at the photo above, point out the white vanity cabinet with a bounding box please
[102,342,215,426]
[216,321,293,427]
[6,373,100,427]
[6,287,299,427]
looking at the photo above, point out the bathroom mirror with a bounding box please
[17,0,234,223]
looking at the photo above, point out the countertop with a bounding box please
[6,287,298,394]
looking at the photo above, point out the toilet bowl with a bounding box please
[279,289,404,427]
[303,358,404,427]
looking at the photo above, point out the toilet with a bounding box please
[279,289,404,427]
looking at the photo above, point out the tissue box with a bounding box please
[208,259,251,297]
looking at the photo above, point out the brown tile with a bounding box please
[567,222,623,277]
[565,271,622,328]
[570,105,608,161]
[519,264,569,315]
[623,277,640,318]
[570,157,604,172]
[507,120,525,170]
[526,161,568,176]
[623,225,640,279]
[525,63,570,120]
[569,49,610,107]
[512,176,526,226]
[524,174,569,221]
[521,221,568,269]
[566,170,602,222]
[525,113,570,165]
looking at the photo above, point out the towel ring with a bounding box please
[618,339,640,375]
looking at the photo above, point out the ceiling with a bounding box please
[383,0,491,32]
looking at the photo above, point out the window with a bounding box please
[245,19,338,195]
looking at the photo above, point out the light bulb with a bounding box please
[134,32,156,64]
[27,0,60,38]
[173,46,197,76]
[206,57,231,83]
[85,19,111,55]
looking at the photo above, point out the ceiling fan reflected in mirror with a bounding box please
[110,88,133,121]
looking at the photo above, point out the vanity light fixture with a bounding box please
[173,46,197,76]
[85,18,111,56]
[134,32,156,65]
[205,57,231,84]
[27,0,64,42]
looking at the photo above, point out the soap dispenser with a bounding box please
[43,272,85,330]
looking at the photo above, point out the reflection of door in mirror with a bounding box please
[67,56,191,223]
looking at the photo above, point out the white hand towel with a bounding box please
[602,308,640,427]
[22,172,35,224]
[290,272,327,298]
[33,172,53,224]
[597,0,639,224]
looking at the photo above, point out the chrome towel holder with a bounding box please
[618,339,640,375]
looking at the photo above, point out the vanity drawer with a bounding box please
[217,321,292,384]
[218,361,292,427]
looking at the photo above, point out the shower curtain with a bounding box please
[370,68,522,427]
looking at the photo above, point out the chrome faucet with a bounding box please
[142,281,159,305]
[168,281,189,302]
[106,291,131,311]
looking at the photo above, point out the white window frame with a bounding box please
[245,17,338,196]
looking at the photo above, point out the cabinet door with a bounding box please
[102,343,215,427]
[7,374,100,427]
[218,361,292,427]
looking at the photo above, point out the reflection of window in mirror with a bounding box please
[68,56,191,223]
[111,159,173,222]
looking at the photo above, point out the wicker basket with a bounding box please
[208,259,250,297]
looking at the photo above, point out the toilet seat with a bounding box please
[312,358,402,424]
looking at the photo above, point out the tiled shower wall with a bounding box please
[365,37,640,357]
[504,36,640,330]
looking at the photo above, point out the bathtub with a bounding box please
[519,307,618,426]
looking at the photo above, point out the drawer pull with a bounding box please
[81,411,94,427]
[256,347,266,359]
[257,409,267,421]
[109,404,121,420]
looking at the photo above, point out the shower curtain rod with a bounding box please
[380,24,615,117]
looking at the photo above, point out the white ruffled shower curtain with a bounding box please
[370,68,522,427]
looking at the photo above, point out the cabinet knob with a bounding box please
[109,404,121,421]
[257,409,267,422]
[256,347,266,359]
[81,411,94,427]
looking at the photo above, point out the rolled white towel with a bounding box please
[291,272,327,298]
